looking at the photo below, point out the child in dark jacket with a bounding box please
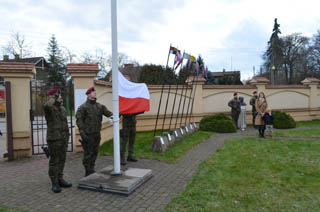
[262,109,274,138]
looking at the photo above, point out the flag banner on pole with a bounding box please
[174,50,184,70]
[195,61,200,74]
[174,50,182,65]
[119,71,150,114]
[189,55,196,62]
[202,65,207,78]
[170,46,178,54]
[188,55,196,70]
[183,53,190,60]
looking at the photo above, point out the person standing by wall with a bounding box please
[255,92,268,138]
[43,88,72,193]
[76,87,113,177]
[250,91,258,127]
[228,92,241,128]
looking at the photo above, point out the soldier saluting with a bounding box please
[228,92,241,127]
[43,88,72,193]
[76,87,113,177]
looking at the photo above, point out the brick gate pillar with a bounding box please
[66,63,99,152]
[0,62,36,159]
[301,78,320,116]
[188,76,206,123]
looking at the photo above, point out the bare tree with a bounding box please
[61,46,77,64]
[81,50,139,78]
[282,33,309,84]
[2,32,32,58]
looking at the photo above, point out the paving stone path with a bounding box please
[0,127,318,212]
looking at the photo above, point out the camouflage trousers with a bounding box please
[47,139,68,184]
[231,112,240,128]
[252,112,257,126]
[120,127,136,156]
[81,132,101,172]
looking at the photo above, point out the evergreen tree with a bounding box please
[138,64,176,85]
[263,18,283,83]
[46,34,67,87]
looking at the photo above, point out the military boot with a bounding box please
[120,153,127,165]
[50,177,61,193]
[85,168,95,177]
[59,179,72,188]
[127,155,138,162]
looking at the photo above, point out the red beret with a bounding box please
[48,88,61,96]
[234,92,238,96]
[253,91,257,94]
[86,87,95,95]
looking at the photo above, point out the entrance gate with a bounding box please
[30,80,74,155]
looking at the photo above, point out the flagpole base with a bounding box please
[78,165,152,196]
[110,170,124,176]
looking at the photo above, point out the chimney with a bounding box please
[3,55,9,61]
[14,54,20,60]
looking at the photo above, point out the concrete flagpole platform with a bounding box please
[78,165,152,196]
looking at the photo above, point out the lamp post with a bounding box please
[271,65,275,85]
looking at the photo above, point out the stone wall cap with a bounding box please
[67,63,99,72]
[301,77,320,84]
[203,85,256,89]
[94,80,112,86]
[0,62,35,71]
[186,76,206,83]
[250,77,270,84]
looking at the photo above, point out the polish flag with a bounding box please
[119,71,150,114]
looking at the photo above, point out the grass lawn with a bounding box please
[163,137,320,212]
[274,128,320,138]
[0,206,26,212]
[297,119,320,127]
[99,130,214,163]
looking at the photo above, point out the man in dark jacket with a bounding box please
[250,91,258,126]
[76,87,113,176]
[120,114,138,165]
[228,92,241,127]
[43,88,72,193]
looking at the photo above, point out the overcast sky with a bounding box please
[1,0,320,80]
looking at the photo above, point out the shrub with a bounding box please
[273,111,296,129]
[200,113,236,133]
[200,113,231,126]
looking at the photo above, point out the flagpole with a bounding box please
[111,0,121,175]
[174,59,192,129]
[161,50,181,134]
[153,45,171,137]
[179,66,191,127]
[168,60,184,131]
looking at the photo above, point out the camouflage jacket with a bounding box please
[228,97,241,113]
[250,96,257,112]
[43,97,69,141]
[122,114,137,129]
[76,99,113,134]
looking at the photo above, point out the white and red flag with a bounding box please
[118,71,150,114]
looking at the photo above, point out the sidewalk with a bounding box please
[0,127,305,212]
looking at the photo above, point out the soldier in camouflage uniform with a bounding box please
[120,114,138,165]
[228,92,241,127]
[250,91,258,126]
[76,87,113,177]
[43,88,72,193]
